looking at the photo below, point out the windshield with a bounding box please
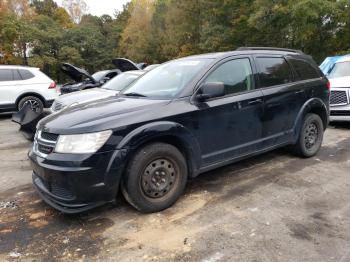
[121,59,211,99]
[101,72,142,91]
[328,62,350,78]
[92,70,109,81]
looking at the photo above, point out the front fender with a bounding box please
[117,121,202,176]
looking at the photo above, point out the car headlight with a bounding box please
[55,130,112,154]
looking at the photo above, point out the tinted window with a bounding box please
[204,58,254,95]
[289,59,320,80]
[0,69,13,81]
[18,69,34,80]
[13,70,22,80]
[257,57,292,87]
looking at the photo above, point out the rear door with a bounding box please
[0,69,19,106]
[254,56,306,147]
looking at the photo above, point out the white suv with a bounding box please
[0,65,58,113]
[328,56,350,121]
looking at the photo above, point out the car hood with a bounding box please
[61,63,96,83]
[329,76,350,88]
[112,58,140,72]
[55,88,117,108]
[40,96,171,134]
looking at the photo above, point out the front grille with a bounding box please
[34,130,58,156]
[41,132,59,142]
[50,183,74,200]
[330,110,350,116]
[38,144,54,154]
[330,91,348,105]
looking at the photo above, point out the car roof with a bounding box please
[123,70,145,75]
[181,47,307,61]
[0,65,39,70]
[335,56,350,63]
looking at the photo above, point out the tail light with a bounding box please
[49,82,56,89]
[326,80,331,90]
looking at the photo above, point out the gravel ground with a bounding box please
[0,114,349,262]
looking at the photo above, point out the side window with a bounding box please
[105,72,118,79]
[18,69,35,80]
[204,58,254,95]
[12,70,22,80]
[289,59,320,80]
[0,69,13,81]
[256,57,292,87]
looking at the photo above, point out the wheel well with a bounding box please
[124,135,195,178]
[308,106,328,130]
[16,93,45,109]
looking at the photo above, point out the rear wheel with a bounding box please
[292,113,324,157]
[18,96,44,113]
[121,143,188,213]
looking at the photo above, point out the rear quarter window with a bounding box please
[18,69,35,80]
[256,57,292,88]
[0,69,13,81]
[289,59,320,80]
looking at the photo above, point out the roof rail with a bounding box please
[236,47,304,54]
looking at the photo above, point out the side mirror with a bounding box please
[196,82,225,102]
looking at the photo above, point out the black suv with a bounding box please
[29,47,330,213]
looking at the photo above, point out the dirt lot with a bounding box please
[0,114,350,262]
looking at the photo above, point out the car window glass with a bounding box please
[102,73,140,91]
[105,72,118,79]
[13,69,22,80]
[18,69,35,80]
[328,61,350,78]
[289,59,320,80]
[204,58,254,95]
[0,69,13,81]
[256,57,292,87]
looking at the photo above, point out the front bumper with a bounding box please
[330,105,350,122]
[29,148,127,214]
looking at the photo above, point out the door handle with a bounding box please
[248,98,263,105]
[295,90,305,95]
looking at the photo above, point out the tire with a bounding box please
[121,142,188,213]
[18,96,44,114]
[292,113,324,158]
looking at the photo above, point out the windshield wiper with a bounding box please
[123,92,147,97]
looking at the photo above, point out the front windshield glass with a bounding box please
[329,62,350,78]
[121,59,212,99]
[102,73,141,91]
[92,70,109,81]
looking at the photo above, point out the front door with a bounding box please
[191,57,264,166]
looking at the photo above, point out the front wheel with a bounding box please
[292,113,324,157]
[121,143,188,213]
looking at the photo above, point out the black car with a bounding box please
[59,58,143,94]
[29,47,330,214]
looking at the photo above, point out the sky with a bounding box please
[54,0,131,17]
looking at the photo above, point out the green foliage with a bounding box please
[1,0,350,82]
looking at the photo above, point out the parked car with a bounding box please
[12,70,146,140]
[59,58,144,94]
[319,55,350,76]
[29,47,329,214]
[327,56,350,121]
[0,65,58,113]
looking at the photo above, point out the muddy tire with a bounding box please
[292,113,324,158]
[18,96,44,113]
[121,143,188,213]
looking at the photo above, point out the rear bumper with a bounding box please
[29,148,127,214]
